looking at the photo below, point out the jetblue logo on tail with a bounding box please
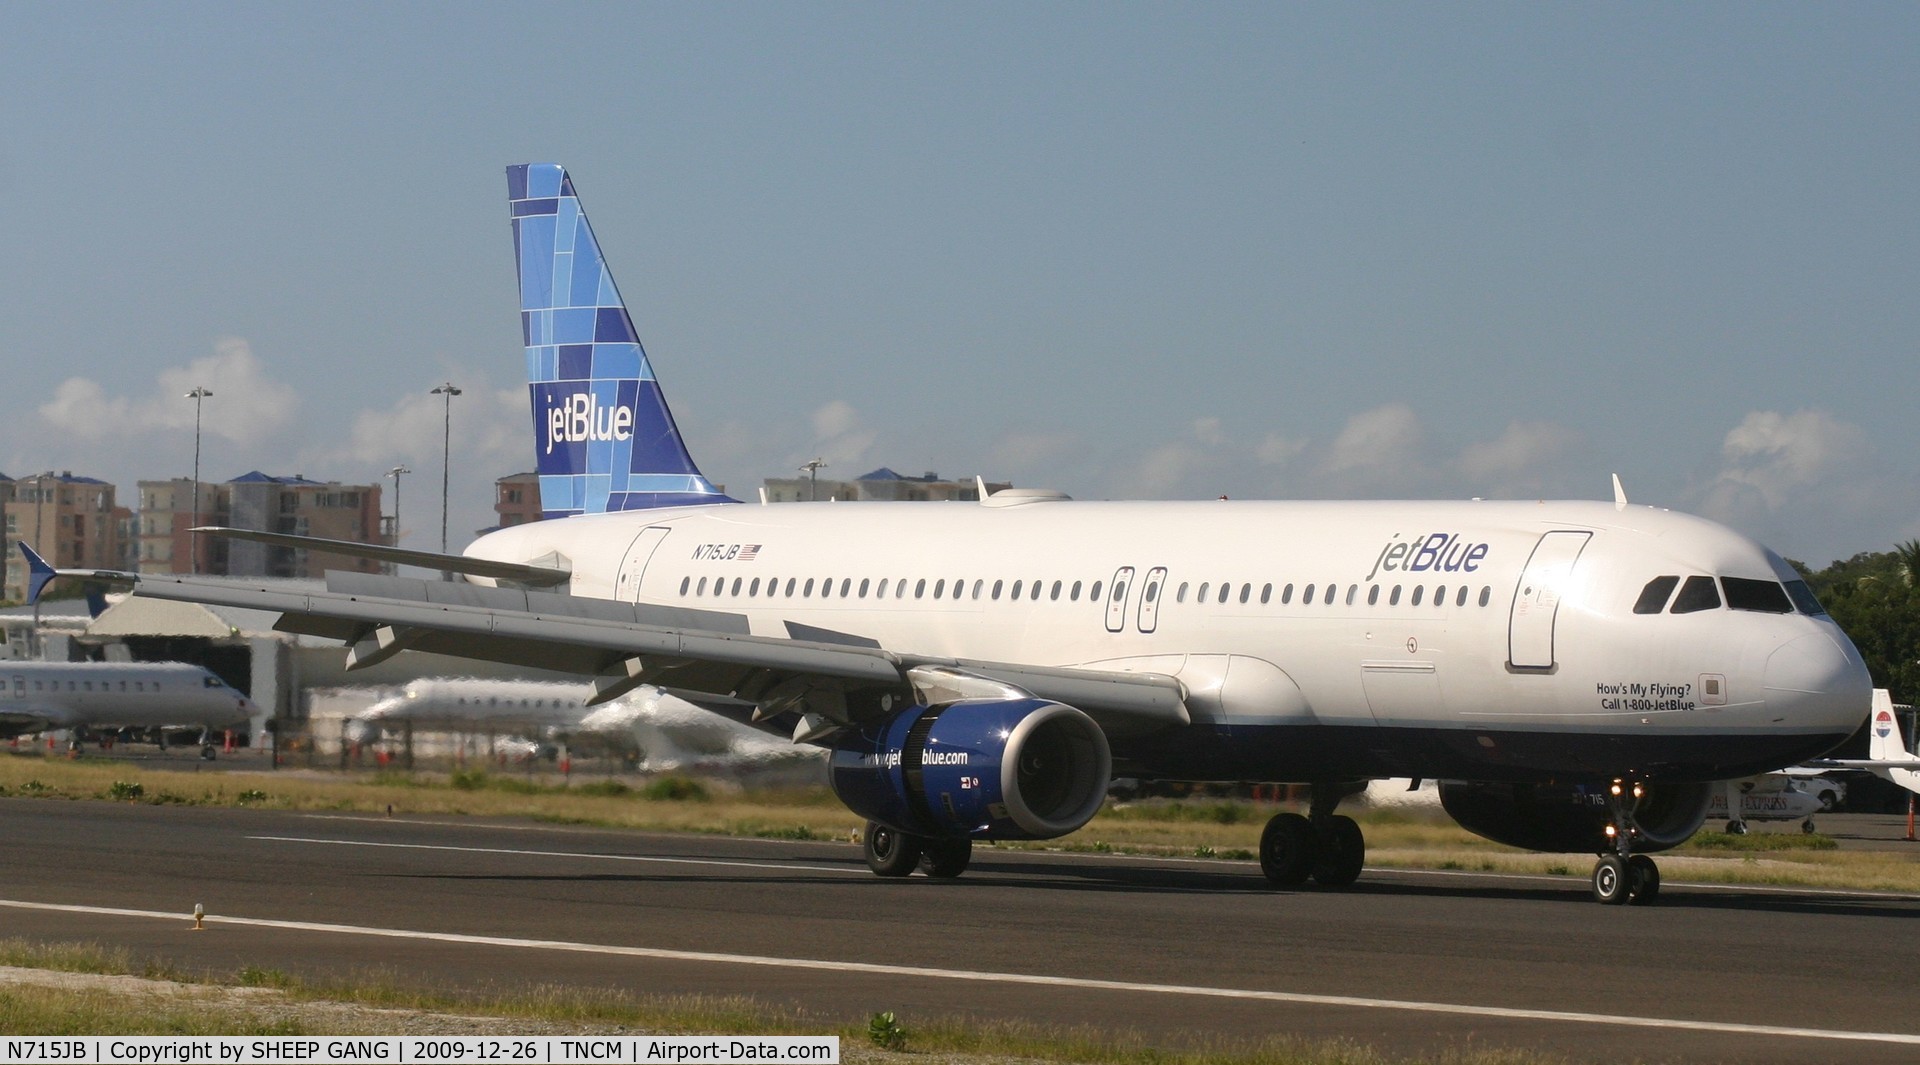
[544,392,634,455]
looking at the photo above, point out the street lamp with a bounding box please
[184,386,212,574]
[387,465,409,550]
[799,457,827,502]
[430,382,462,573]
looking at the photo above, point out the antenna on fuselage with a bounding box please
[1611,473,1628,510]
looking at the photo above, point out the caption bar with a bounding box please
[1,1037,840,1064]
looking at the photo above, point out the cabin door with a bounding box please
[1507,531,1592,669]
[616,527,674,603]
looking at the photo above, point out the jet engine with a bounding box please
[1438,780,1714,853]
[829,697,1111,840]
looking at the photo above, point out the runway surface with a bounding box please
[1,798,1916,1063]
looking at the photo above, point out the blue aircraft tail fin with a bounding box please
[18,543,56,606]
[507,163,734,516]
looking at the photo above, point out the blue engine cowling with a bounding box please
[828,698,1112,840]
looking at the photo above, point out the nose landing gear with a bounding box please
[1592,779,1661,905]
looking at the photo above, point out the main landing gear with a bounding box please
[1259,782,1367,889]
[1591,779,1661,906]
[862,821,973,879]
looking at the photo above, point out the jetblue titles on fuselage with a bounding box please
[1364,531,1491,581]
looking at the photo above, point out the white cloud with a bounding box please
[1317,403,1425,491]
[1255,432,1308,467]
[37,337,298,445]
[1703,409,1866,512]
[1455,420,1578,485]
[800,399,878,473]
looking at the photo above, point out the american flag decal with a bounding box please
[738,544,761,561]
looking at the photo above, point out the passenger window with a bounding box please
[1633,576,1679,615]
[1011,580,1023,599]
[1389,585,1401,606]
[841,578,852,597]
[1784,580,1828,616]
[973,579,984,599]
[1071,580,1083,601]
[1325,584,1337,605]
[1303,583,1315,603]
[1411,586,1423,606]
[697,577,708,595]
[1238,584,1250,604]
[1030,581,1042,601]
[1215,583,1228,604]
[1476,586,1489,607]
[1051,580,1063,601]
[1260,583,1272,604]
[804,578,816,596]
[750,578,762,596]
[858,578,870,598]
[877,578,889,597]
[732,578,743,595]
[1367,585,1380,606]
[1090,581,1103,600]
[914,579,926,598]
[1345,585,1357,606]
[1115,581,1129,602]
[935,579,947,598]
[1433,585,1445,606]
[679,576,690,595]
[1670,575,1721,614]
[1723,577,1793,614]
[1198,582,1210,601]
[954,580,966,600]
[785,578,797,596]
[991,580,1003,600]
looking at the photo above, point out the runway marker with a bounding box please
[0,895,1916,1048]
[246,835,867,875]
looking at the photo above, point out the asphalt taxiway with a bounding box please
[1,799,1915,1063]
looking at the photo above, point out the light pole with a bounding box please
[387,465,409,550]
[185,387,212,574]
[799,458,827,502]
[430,383,462,574]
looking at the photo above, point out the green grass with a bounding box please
[0,938,1574,1064]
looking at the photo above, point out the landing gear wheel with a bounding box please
[1259,812,1318,887]
[1801,819,1816,834]
[918,838,973,878]
[1626,854,1660,904]
[1726,820,1748,835]
[863,822,922,878]
[1309,815,1366,888]
[201,744,217,761]
[1591,854,1631,905]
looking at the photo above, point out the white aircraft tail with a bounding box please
[1867,689,1917,764]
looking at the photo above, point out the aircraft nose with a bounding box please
[1764,631,1871,728]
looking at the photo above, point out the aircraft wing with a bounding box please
[111,568,1191,740]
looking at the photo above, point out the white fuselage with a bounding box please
[467,495,1869,784]
[0,661,254,737]
[354,677,816,770]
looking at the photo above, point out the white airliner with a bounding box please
[24,163,1872,905]
[1706,773,1829,835]
[1809,689,1920,798]
[0,661,254,758]
[348,677,818,773]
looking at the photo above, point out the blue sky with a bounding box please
[3,4,1915,565]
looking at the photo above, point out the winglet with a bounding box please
[1867,689,1915,764]
[18,543,57,605]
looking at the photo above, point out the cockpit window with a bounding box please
[1723,577,1793,614]
[1633,576,1679,615]
[1784,579,1828,616]
[1670,575,1721,614]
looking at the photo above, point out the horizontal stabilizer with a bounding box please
[193,527,571,587]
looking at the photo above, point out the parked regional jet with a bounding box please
[1809,689,1920,797]
[348,677,818,773]
[24,163,1872,905]
[1706,773,1828,835]
[0,661,254,758]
